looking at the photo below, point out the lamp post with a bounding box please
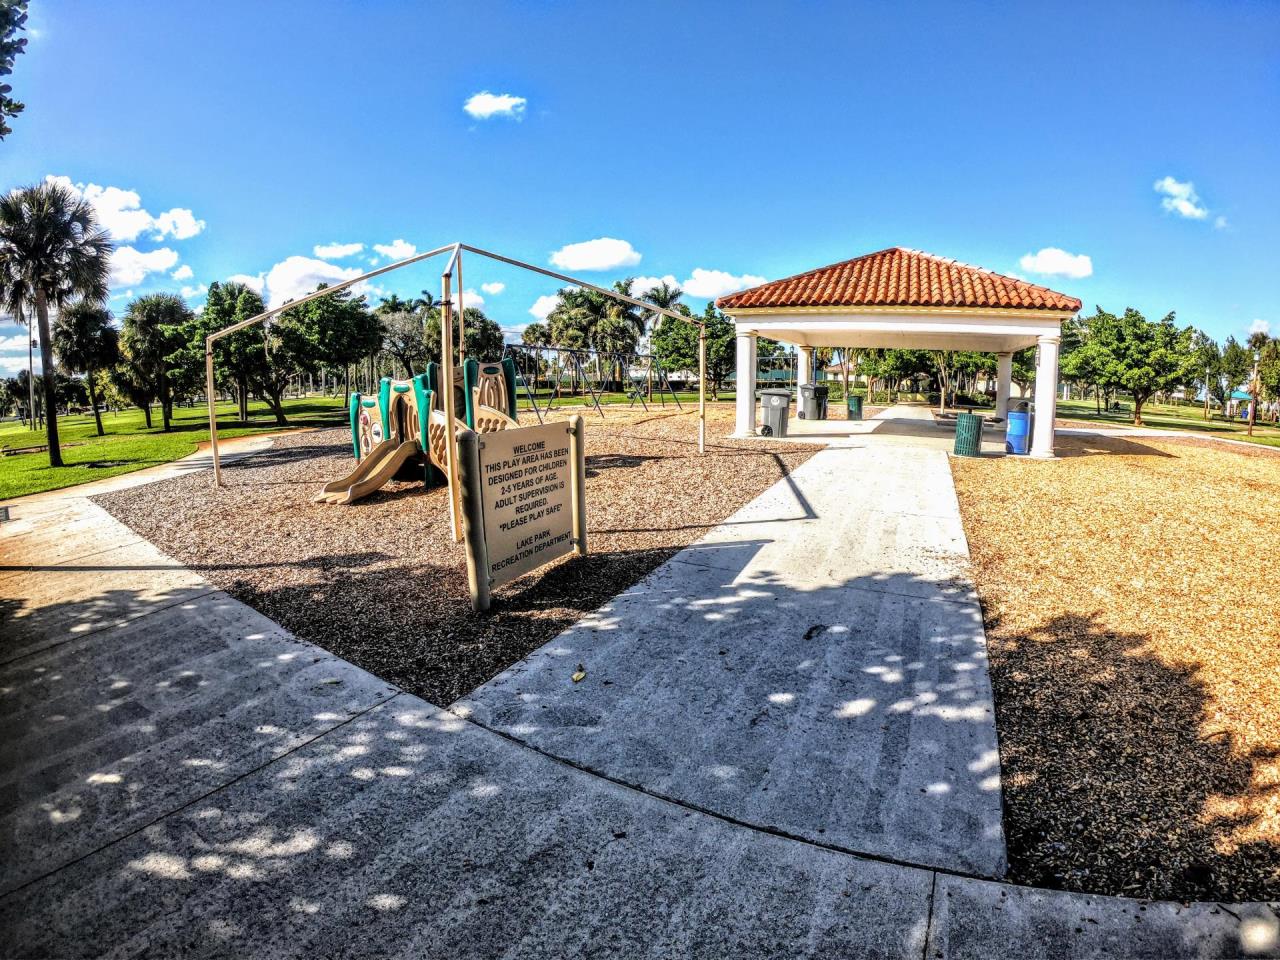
[1248,349,1261,437]
[1203,365,1211,421]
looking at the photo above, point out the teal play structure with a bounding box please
[315,356,519,505]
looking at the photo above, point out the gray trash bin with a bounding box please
[797,384,819,419]
[759,388,790,437]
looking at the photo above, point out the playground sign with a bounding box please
[457,417,587,611]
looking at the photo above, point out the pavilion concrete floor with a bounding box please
[0,428,1274,958]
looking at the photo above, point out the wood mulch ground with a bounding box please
[952,433,1280,902]
[94,404,819,706]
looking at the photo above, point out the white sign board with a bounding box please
[479,421,575,587]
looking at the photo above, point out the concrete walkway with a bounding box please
[457,406,1006,877]
[1,422,1276,958]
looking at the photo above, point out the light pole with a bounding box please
[1248,349,1261,436]
[1203,366,1211,421]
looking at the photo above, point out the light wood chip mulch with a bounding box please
[94,405,819,706]
[951,433,1280,902]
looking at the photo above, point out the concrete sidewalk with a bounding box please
[1,426,1276,958]
[457,433,1007,877]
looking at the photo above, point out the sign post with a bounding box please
[457,416,586,612]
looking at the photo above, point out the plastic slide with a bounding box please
[313,439,420,504]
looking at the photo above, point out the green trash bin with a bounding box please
[953,411,983,457]
[846,394,863,421]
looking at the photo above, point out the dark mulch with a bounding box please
[953,433,1280,902]
[95,406,819,706]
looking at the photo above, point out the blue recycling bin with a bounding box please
[1005,410,1031,455]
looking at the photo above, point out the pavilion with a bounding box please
[716,247,1082,457]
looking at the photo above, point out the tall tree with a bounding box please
[424,305,503,362]
[275,284,381,403]
[0,1,27,140]
[0,181,113,465]
[1218,337,1252,415]
[173,281,270,421]
[378,309,428,376]
[110,349,158,427]
[122,294,192,431]
[1189,330,1221,419]
[1090,307,1197,425]
[521,322,549,346]
[53,301,119,436]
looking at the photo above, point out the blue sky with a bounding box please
[2,0,1278,373]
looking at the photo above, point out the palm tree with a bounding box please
[122,294,191,431]
[0,181,112,465]
[53,301,119,436]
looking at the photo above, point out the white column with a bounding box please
[994,351,1013,420]
[797,346,814,387]
[735,331,757,436]
[1030,335,1060,458]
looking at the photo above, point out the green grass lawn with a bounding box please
[0,397,349,501]
[1057,397,1280,448]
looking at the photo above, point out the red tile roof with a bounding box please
[715,247,1081,313]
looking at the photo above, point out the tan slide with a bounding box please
[313,439,420,504]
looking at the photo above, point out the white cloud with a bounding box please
[109,246,180,287]
[630,274,679,297]
[181,283,208,300]
[463,91,527,120]
[314,241,365,259]
[228,273,266,295]
[460,288,485,308]
[549,237,641,272]
[528,294,559,320]
[0,334,31,351]
[1249,319,1271,336]
[1153,176,1209,220]
[0,356,32,374]
[480,281,505,296]
[263,256,363,308]
[1018,247,1093,279]
[171,264,194,281]
[152,208,205,240]
[45,176,205,241]
[681,268,767,299]
[1214,215,1229,230]
[373,239,417,261]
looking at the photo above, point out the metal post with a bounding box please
[456,251,466,362]
[569,415,587,556]
[441,267,462,540]
[206,343,221,485]
[456,428,491,612]
[698,325,707,454]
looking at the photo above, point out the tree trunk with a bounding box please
[266,388,288,426]
[237,377,249,421]
[142,403,152,428]
[1133,393,1146,426]
[87,367,104,436]
[160,370,172,432]
[34,291,63,466]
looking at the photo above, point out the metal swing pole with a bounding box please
[441,244,464,541]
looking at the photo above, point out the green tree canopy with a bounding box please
[0,1,27,140]
[123,293,194,431]
[53,301,119,436]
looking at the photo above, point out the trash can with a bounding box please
[954,412,983,458]
[797,384,819,419]
[759,388,790,437]
[1005,409,1031,455]
[846,394,863,421]
[813,385,829,420]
